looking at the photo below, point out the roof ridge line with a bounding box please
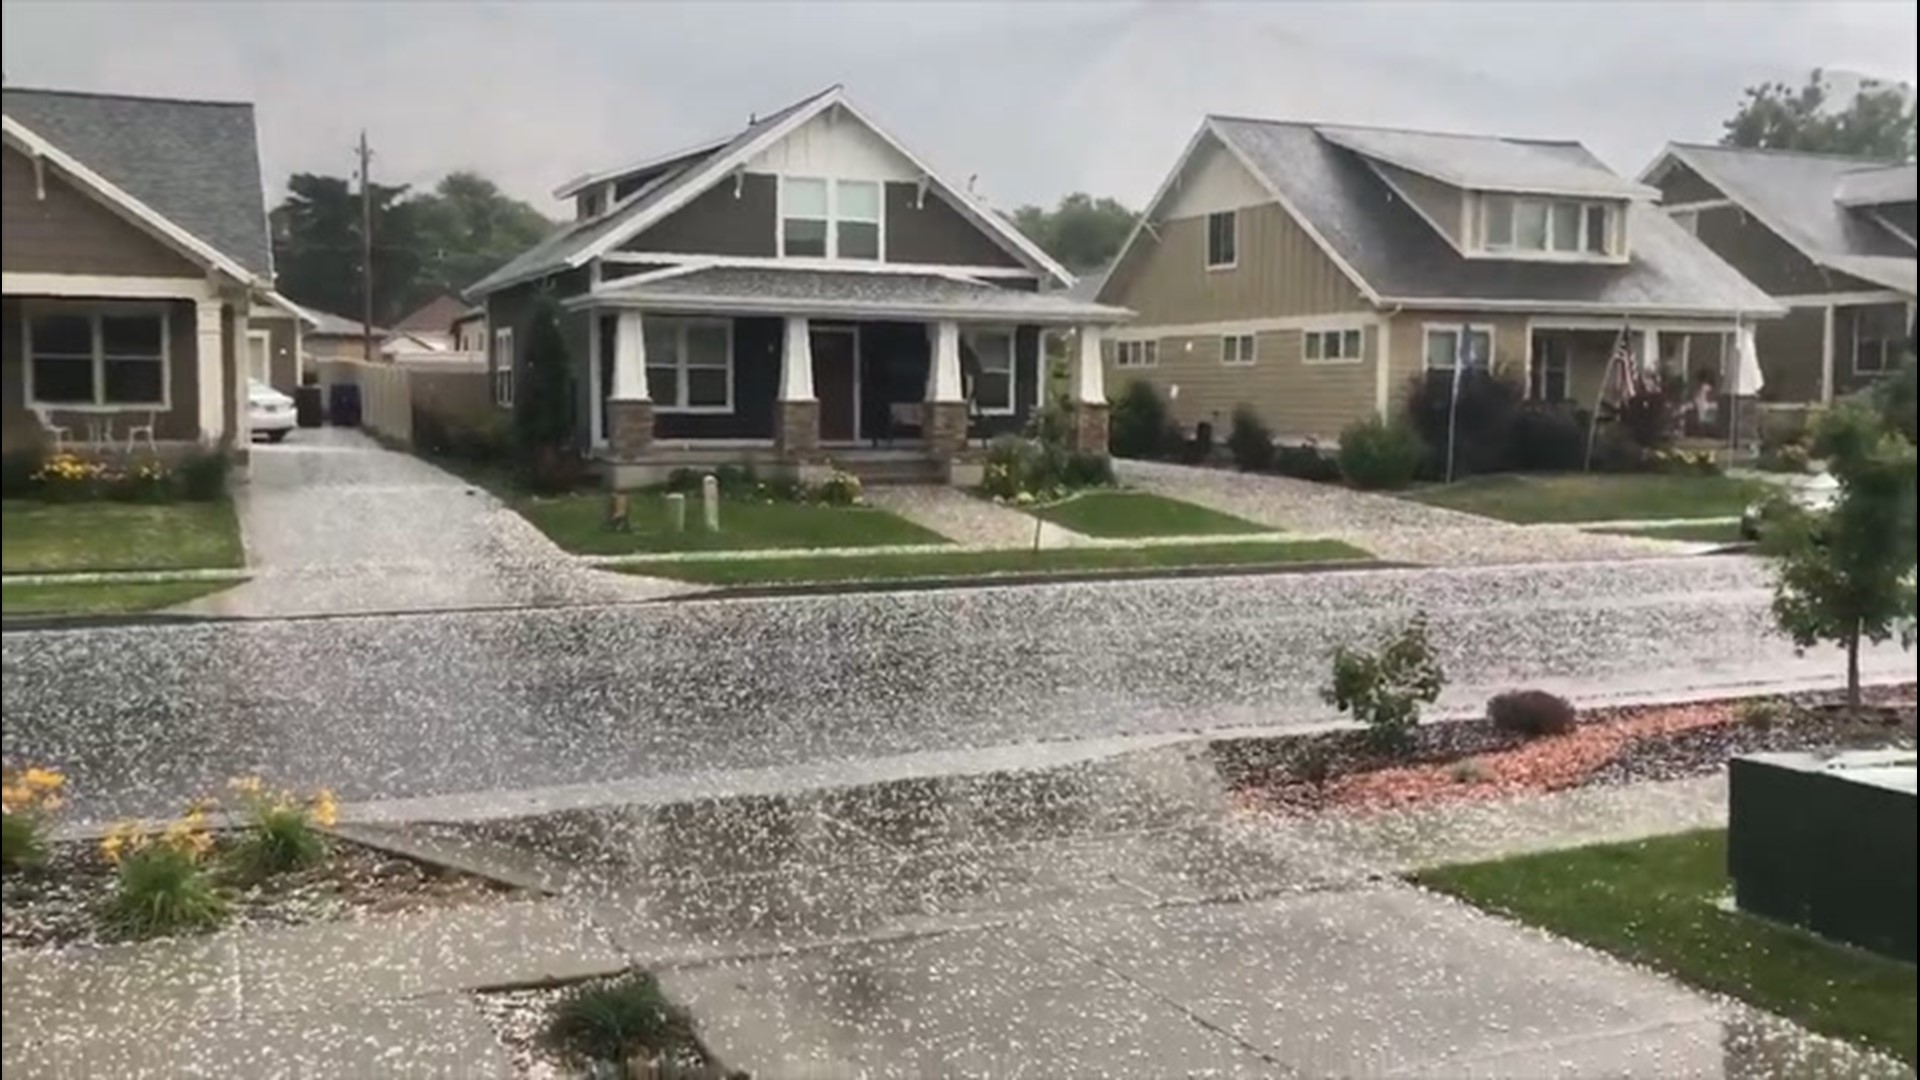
[1208,113,1584,148]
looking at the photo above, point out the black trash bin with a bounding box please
[327,383,363,427]
[294,385,325,428]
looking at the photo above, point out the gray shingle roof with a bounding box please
[587,267,1130,324]
[1660,144,1914,292]
[3,87,274,279]
[1209,118,1780,315]
[1314,124,1655,200]
[1834,162,1917,208]
[464,88,835,298]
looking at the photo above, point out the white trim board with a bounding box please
[2,116,258,286]
[601,252,1042,280]
[2,272,217,300]
[1108,313,1386,338]
[1773,290,1910,307]
[570,88,1073,287]
[1379,295,1785,318]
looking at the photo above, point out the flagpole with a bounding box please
[1584,320,1629,472]
[1445,333,1468,484]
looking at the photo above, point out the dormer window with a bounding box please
[1481,195,1615,257]
[780,177,883,260]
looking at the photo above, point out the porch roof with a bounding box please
[571,267,1133,325]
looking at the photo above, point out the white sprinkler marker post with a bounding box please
[702,474,720,532]
[665,492,687,533]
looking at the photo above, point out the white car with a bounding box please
[248,380,296,442]
[1740,471,1840,541]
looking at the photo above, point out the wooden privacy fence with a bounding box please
[315,356,491,447]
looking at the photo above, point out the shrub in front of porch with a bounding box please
[978,436,1111,502]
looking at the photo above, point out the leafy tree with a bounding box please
[1767,405,1917,710]
[270,173,420,326]
[1322,612,1446,752]
[1874,353,1917,445]
[1007,192,1139,274]
[1721,68,1917,159]
[409,171,553,298]
[270,170,550,325]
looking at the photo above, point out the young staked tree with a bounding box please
[1768,404,1918,709]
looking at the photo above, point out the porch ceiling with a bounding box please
[570,266,1133,325]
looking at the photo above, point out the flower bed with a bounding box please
[2,772,519,952]
[3,833,514,951]
[1215,685,1916,816]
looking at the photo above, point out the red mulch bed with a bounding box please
[1216,685,1915,816]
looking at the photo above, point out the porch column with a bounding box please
[607,310,653,461]
[1071,325,1109,455]
[194,297,225,443]
[925,320,967,457]
[776,316,820,460]
[1820,304,1837,404]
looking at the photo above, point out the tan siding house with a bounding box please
[1099,117,1783,445]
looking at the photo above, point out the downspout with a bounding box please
[1375,302,1403,419]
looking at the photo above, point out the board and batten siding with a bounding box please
[1104,321,1381,440]
[1101,202,1370,325]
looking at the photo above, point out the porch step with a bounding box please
[836,456,947,486]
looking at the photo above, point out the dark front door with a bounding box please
[813,328,857,442]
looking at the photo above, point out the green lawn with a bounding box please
[1028,491,1268,538]
[1415,830,1917,1064]
[628,539,1371,586]
[0,578,238,617]
[1593,521,1748,544]
[1,501,245,573]
[1408,473,1766,524]
[519,492,947,555]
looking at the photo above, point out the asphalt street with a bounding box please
[5,555,1906,823]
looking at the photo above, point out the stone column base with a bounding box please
[1072,401,1110,456]
[607,399,654,461]
[775,399,821,460]
[927,401,969,457]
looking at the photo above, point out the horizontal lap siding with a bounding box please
[1,147,201,277]
[1107,325,1378,440]
[1385,312,1530,418]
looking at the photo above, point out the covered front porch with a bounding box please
[1,272,255,457]
[1525,316,1767,441]
[564,267,1129,486]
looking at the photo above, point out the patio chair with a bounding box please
[28,406,71,453]
[124,410,158,455]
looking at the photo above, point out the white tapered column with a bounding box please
[780,316,815,401]
[608,310,652,459]
[1073,325,1105,404]
[927,320,964,402]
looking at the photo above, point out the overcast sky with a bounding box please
[3,0,1914,218]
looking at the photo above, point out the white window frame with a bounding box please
[646,317,736,414]
[1114,338,1158,369]
[1529,337,1571,401]
[492,327,515,408]
[778,175,886,261]
[1479,195,1615,259]
[1205,210,1238,270]
[23,302,171,411]
[1852,308,1903,376]
[964,326,1017,416]
[1422,323,1496,372]
[1221,332,1256,366]
[1302,327,1366,365]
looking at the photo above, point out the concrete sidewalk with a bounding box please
[3,750,1905,1078]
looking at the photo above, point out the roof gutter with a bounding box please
[1374,296,1788,319]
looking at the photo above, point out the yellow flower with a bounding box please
[23,768,64,793]
[311,789,339,828]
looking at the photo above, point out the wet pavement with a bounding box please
[184,428,691,617]
[5,553,1911,824]
[4,748,1907,1078]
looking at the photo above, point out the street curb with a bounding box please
[652,558,1411,601]
[2,612,225,634]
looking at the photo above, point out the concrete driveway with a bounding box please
[183,428,691,617]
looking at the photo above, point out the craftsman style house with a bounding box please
[3,87,307,452]
[466,85,1130,485]
[1640,144,1915,404]
[1097,117,1781,441]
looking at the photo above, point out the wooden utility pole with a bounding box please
[356,130,374,362]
